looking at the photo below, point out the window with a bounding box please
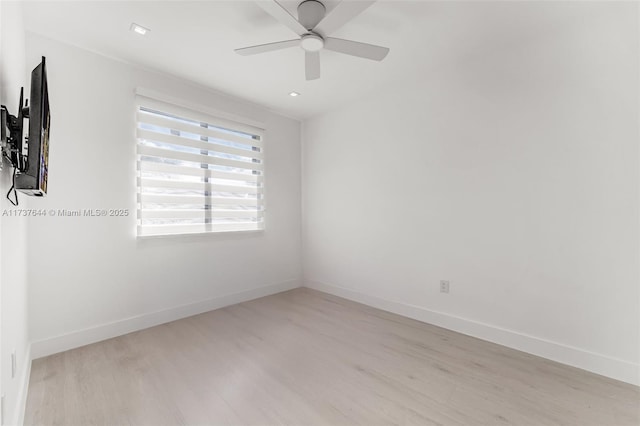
[136,95,264,237]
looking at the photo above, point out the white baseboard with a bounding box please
[12,344,31,426]
[305,280,639,387]
[31,280,300,360]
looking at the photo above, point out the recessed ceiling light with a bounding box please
[130,23,150,35]
[289,92,300,97]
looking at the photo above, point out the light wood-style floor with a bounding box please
[25,288,639,425]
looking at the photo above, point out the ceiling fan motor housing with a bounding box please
[298,0,326,30]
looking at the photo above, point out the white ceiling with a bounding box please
[23,1,582,120]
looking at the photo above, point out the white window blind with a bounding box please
[136,95,265,237]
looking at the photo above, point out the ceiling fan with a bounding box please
[235,0,389,80]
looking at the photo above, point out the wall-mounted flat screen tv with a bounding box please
[16,56,50,196]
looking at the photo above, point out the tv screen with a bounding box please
[16,56,50,196]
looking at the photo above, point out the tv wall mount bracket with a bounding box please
[1,87,29,173]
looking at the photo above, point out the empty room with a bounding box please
[0,0,638,425]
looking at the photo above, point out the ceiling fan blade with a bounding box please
[313,1,376,36]
[305,51,320,80]
[235,39,300,56]
[324,37,389,61]
[256,1,308,36]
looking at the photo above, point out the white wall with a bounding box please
[303,2,639,385]
[0,1,31,425]
[25,33,302,356]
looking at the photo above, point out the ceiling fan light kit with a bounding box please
[301,34,324,52]
[235,0,389,81]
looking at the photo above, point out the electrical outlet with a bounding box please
[440,280,450,293]
[11,349,16,379]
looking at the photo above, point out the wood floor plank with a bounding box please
[25,288,640,425]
